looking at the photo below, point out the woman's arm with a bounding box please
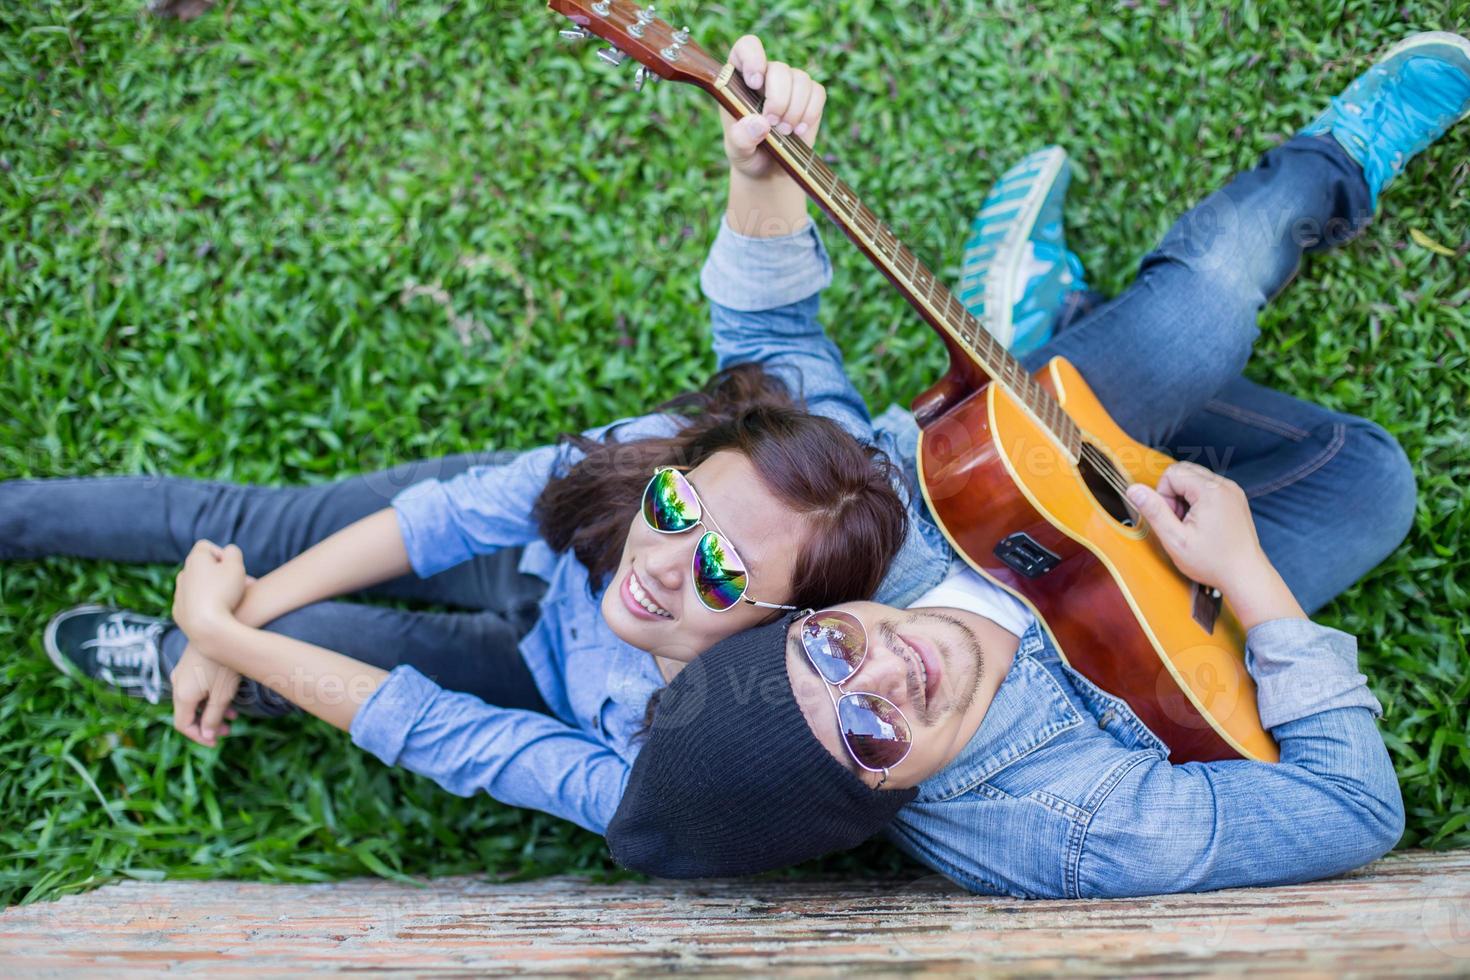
[170,508,411,745]
[721,35,823,238]
[229,509,411,629]
[172,441,568,745]
[173,541,390,730]
[173,541,629,833]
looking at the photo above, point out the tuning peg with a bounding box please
[629,4,655,38]
[597,46,628,67]
[635,66,659,92]
[559,26,592,41]
[662,24,690,61]
[592,0,611,14]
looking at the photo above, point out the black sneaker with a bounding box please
[44,605,172,705]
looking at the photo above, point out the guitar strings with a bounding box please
[759,119,1149,504]
[760,125,1082,438]
[729,79,1155,510]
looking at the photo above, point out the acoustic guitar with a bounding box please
[548,0,1279,764]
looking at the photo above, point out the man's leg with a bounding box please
[1027,29,1470,443]
[0,451,544,614]
[1166,377,1416,613]
[1022,134,1373,447]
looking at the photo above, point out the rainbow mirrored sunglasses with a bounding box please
[799,609,913,784]
[640,467,799,614]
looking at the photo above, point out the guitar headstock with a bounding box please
[548,1,727,93]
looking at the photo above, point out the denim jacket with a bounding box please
[699,219,1403,897]
[349,217,951,834]
[663,219,1402,897]
[890,618,1402,898]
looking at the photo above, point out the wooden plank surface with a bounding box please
[3,850,1469,976]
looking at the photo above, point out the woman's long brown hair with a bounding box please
[535,363,909,610]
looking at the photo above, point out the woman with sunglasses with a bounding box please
[6,39,941,835]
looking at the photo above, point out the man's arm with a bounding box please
[1075,469,1406,897]
[1077,618,1402,897]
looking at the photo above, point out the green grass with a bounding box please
[3,0,1467,906]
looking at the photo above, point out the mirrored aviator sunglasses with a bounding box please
[800,610,913,775]
[640,467,753,613]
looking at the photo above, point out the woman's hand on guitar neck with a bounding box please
[1127,463,1306,631]
[721,35,826,237]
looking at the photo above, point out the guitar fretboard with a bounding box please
[720,69,1083,458]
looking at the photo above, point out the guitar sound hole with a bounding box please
[1079,444,1138,528]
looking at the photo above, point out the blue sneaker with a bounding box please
[957,146,1091,357]
[1301,31,1470,208]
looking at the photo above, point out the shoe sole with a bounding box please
[43,603,114,680]
[962,146,1068,349]
[1380,31,1470,122]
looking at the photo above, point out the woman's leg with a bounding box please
[1165,376,1416,613]
[0,451,545,614]
[156,600,553,718]
[1021,134,1373,447]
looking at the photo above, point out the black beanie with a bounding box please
[607,614,917,878]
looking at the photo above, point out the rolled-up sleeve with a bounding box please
[700,215,833,311]
[391,443,569,578]
[1246,618,1382,728]
[351,666,631,835]
[701,217,873,442]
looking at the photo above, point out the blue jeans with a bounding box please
[1023,134,1415,613]
[0,453,551,716]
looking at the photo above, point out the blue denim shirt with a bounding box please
[349,217,951,834]
[888,617,1402,898]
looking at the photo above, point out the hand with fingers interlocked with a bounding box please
[169,540,255,748]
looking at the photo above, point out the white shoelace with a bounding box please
[82,616,166,705]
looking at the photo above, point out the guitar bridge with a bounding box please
[994,533,1060,578]
[1191,581,1222,634]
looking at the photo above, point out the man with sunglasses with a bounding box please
[606,459,1404,897]
[607,29,1470,895]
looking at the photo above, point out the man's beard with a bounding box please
[883,609,986,725]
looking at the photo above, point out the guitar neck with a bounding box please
[714,67,1082,457]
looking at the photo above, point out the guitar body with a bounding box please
[915,356,1280,763]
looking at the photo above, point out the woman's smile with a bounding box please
[622,567,674,621]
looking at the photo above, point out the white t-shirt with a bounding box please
[910,563,1036,638]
